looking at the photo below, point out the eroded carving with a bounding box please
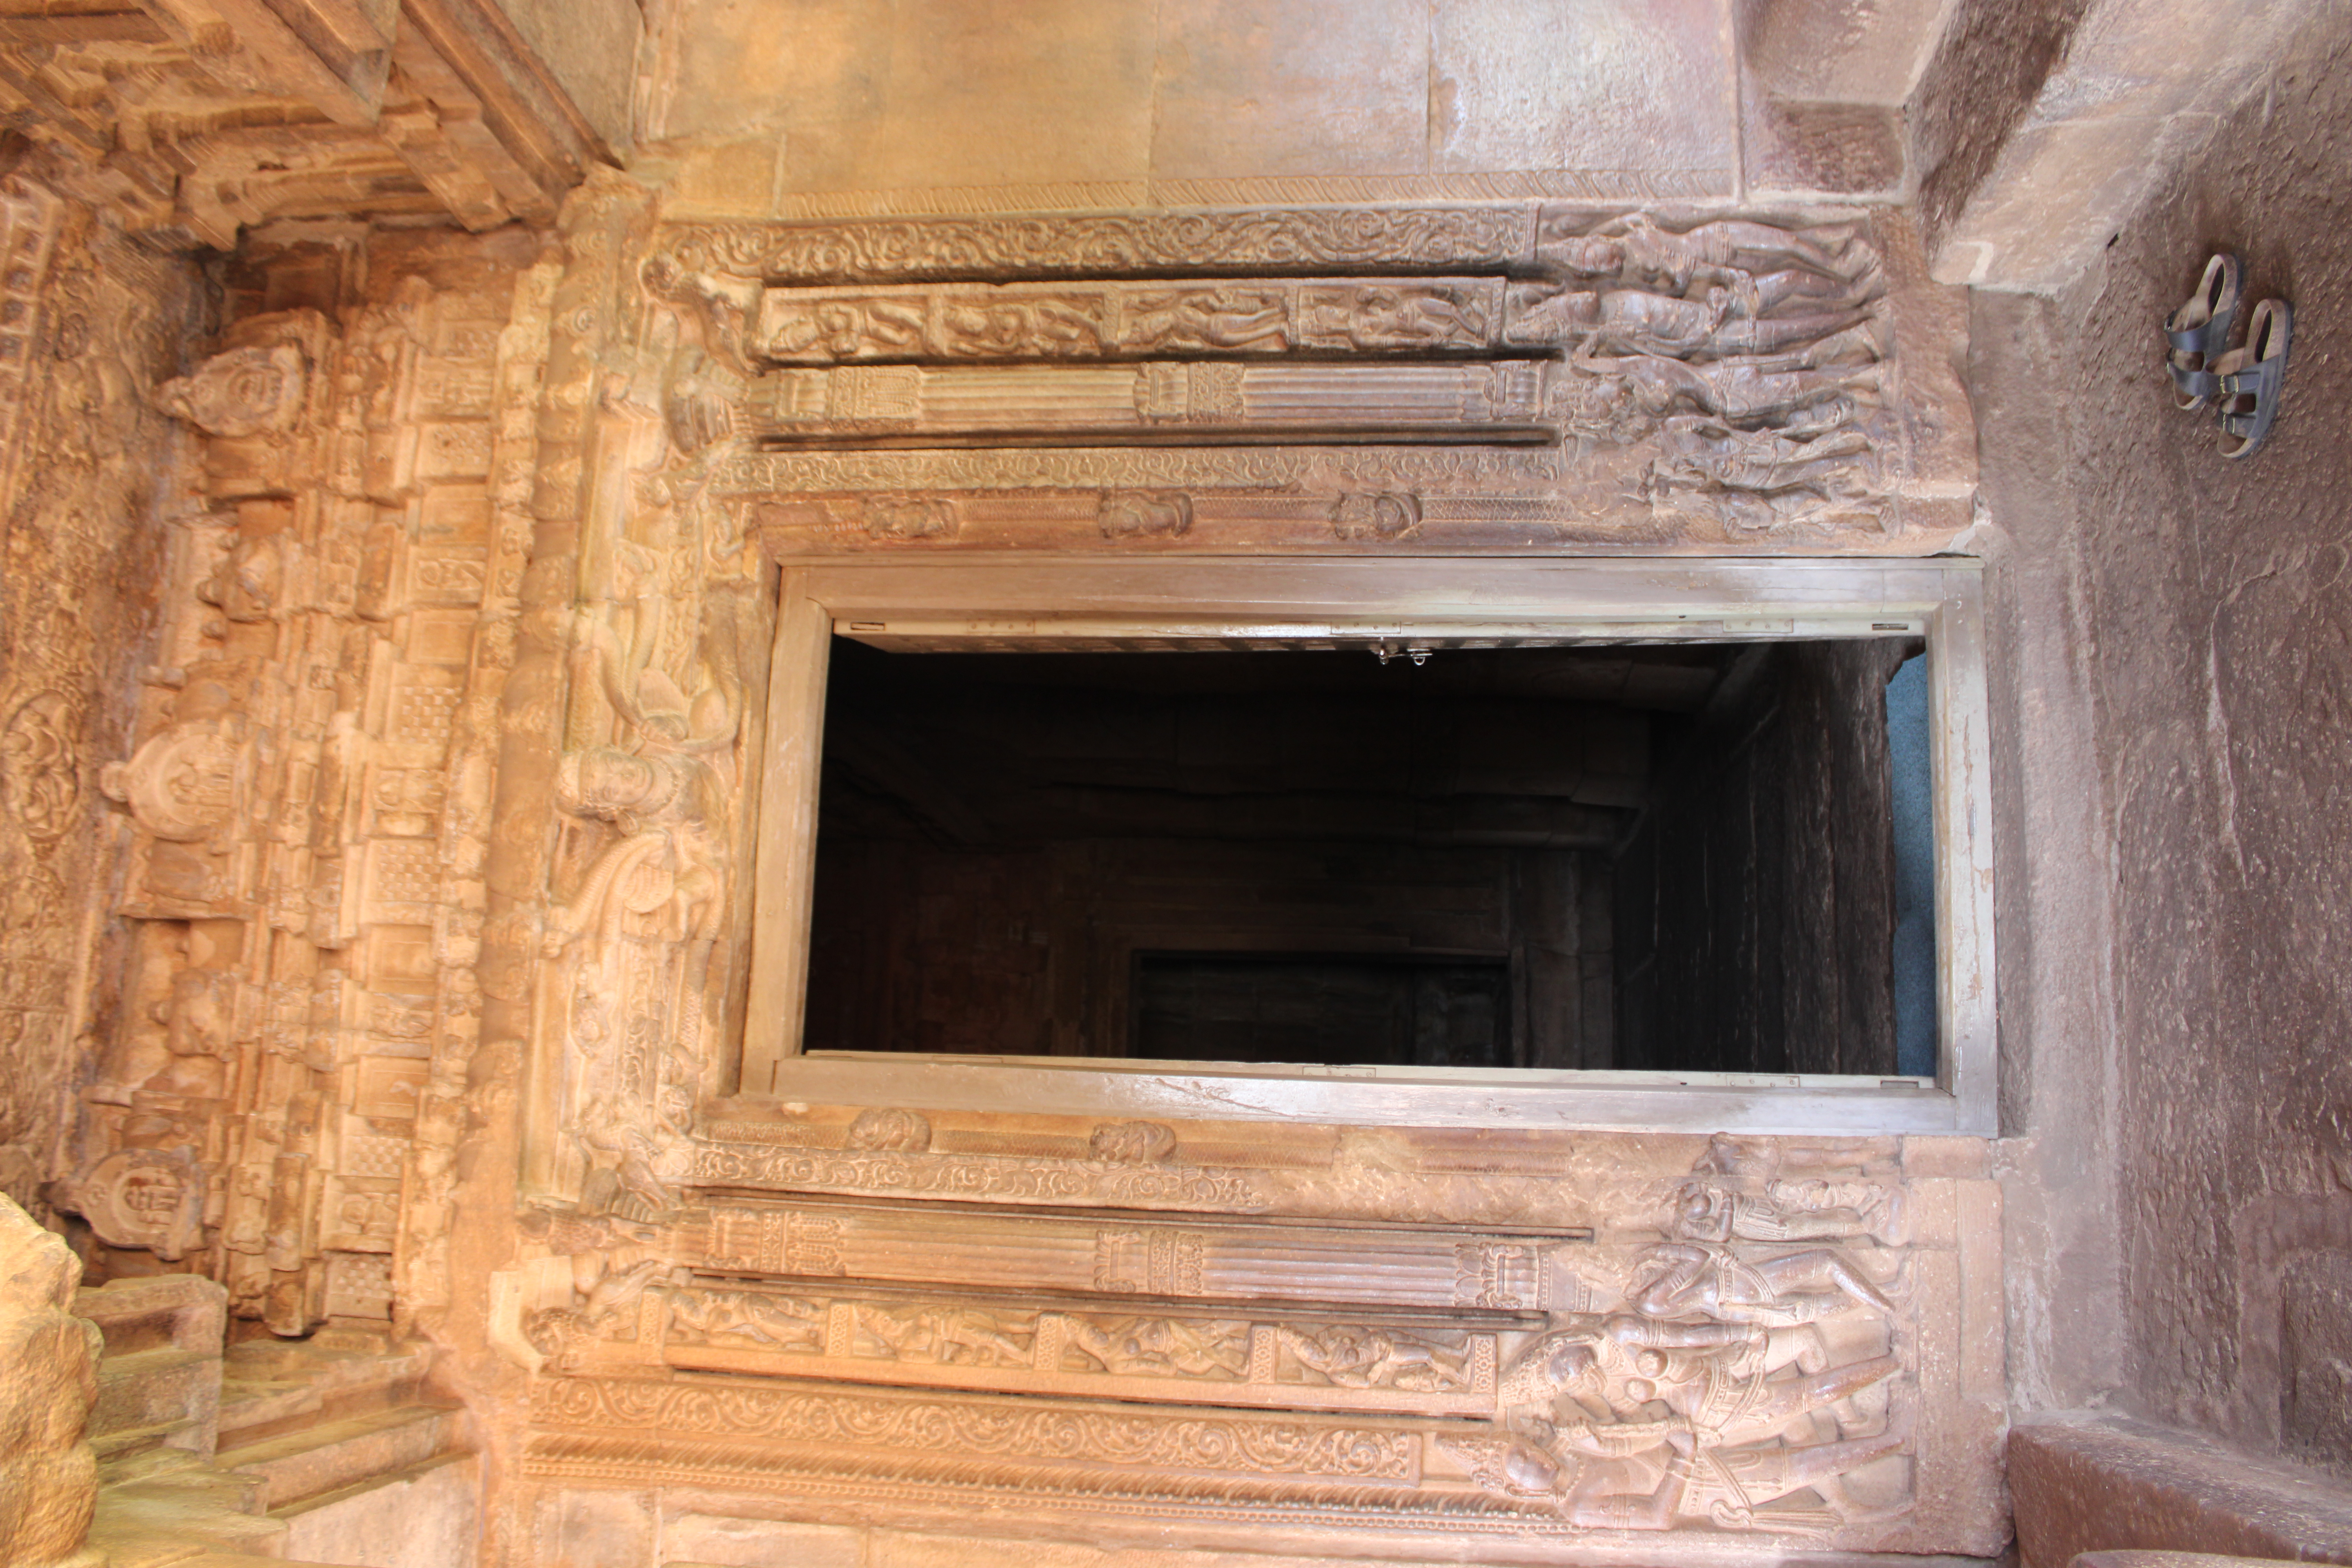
[0,693,78,842]
[1099,490,1192,539]
[154,345,304,437]
[845,1108,931,1152]
[1088,1120,1176,1163]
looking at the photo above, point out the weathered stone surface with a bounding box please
[2013,1421,2352,1566]
[0,1194,101,1568]
[274,1451,481,1568]
[1969,0,2352,1470]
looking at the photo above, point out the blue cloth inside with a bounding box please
[1886,653,1937,1077]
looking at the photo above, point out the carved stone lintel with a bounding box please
[657,208,1536,285]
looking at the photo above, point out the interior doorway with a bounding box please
[802,637,1934,1076]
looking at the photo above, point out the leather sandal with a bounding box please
[2213,297,2292,460]
[2164,252,2242,410]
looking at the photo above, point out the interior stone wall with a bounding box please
[1614,639,1906,1078]
[1973,0,2352,1461]
[0,7,2034,1550]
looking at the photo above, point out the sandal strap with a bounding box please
[2219,363,2279,397]
[2171,364,2221,399]
[2168,321,2228,356]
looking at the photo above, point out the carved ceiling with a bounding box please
[0,0,612,247]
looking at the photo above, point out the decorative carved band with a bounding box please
[756,277,1511,364]
[654,207,1537,284]
[747,361,1548,442]
[690,1140,1274,1209]
[680,1198,1581,1310]
[530,1374,1421,1482]
[715,445,1564,496]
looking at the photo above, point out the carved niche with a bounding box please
[74,229,550,1338]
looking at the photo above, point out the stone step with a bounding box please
[90,1455,287,1566]
[215,1374,324,1445]
[215,1401,465,1511]
[216,1338,433,1450]
[90,1345,223,1459]
[271,1450,481,1568]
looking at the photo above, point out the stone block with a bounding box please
[1153,0,1428,180]
[540,1488,656,1568]
[75,1274,229,1357]
[1432,0,1736,187]
[1743,0,1950,103]
[218,1403,463,1510]
[489,0,640,152]
[665,139,780,219]
[273,1451,479,1568]
[662,1511,862,1568]
[1746,95,1905,194]
[2281,1252,2352,1468]
[2011,1420,2352,1568]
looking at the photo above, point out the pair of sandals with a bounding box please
[2165,252,2292,459]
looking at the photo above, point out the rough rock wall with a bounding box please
[1975,0,2352,1459]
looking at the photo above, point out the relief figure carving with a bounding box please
[1626,1243,1903,1328]
[1278,1324,1473,1392]
[1447,1132,1916,1534]
[1062,1313,1250,1379]
[853,1302,1035,1367]
[662,1286,825,1352]
[524,1254,667,1373]
[1535,213,1872,298]
[1296,284,1488,349]
[940,295,1104,356]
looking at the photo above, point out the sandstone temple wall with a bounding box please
[9,157,2014,1564]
